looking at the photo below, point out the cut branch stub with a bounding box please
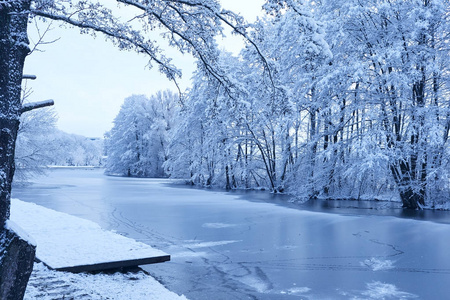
[22,74,36,80]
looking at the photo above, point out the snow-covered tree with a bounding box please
[14,107,57,181]
[315,0,450,208]
[48,131,103,167]
[14,104,103,182]
[167,0,334,192]
[165,0,450,209]
[106,91,179,178]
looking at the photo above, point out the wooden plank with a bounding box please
[49,254,170,273]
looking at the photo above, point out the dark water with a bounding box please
[224,189,450,224]
[12,168,450,299]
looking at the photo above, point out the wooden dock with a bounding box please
[11,199,171,273]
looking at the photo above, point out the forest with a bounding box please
[3,1,449,298]
[105,0,450,210]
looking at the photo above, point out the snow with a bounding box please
[362,258,395,271]
[202,222,237,228]
[5,220,36,246]
[9,198,187,300]
[25,263,188,300]
[361,281,418,299]
[280,287,311,295]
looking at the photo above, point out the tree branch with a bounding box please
[31,8,182,84]
[20,100,54,114]
[22,74,36,80]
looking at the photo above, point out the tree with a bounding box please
[165,0,449,209]
[1,0,253,297]
[47,130,103,167]
[316,0,450,208]
[15,107,58,181]
[165,58,243,188]
[106,91,178,177]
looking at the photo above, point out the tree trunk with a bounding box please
[0,225,36,300]
[390,160,426,209]
[225,165,231,190]
[308,108,319,198]
[0,1,36,298]
[399,187,425,210]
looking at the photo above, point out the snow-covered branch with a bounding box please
[20,99,54,114]
[31,4,182,83]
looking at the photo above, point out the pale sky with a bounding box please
[23,0,264,138]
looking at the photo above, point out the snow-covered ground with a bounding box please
[10,199,187,300]
[25,262,187,300]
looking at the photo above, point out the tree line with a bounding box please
[15,107,103,181]
[106,0,450,210]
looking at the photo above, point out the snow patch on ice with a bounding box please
[239,275,271,293]
[281,287,311,295]
[202,222,237,229]
[360,281,418,299]
[362,258,395,271]
[184,240,241,249]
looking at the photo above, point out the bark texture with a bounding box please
[0,226,36,300]
[0,1,36,299]
[1,0,31,224]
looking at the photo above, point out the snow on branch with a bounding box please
[20,99,54,114]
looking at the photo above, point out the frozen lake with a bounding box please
[12,168,450,299]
